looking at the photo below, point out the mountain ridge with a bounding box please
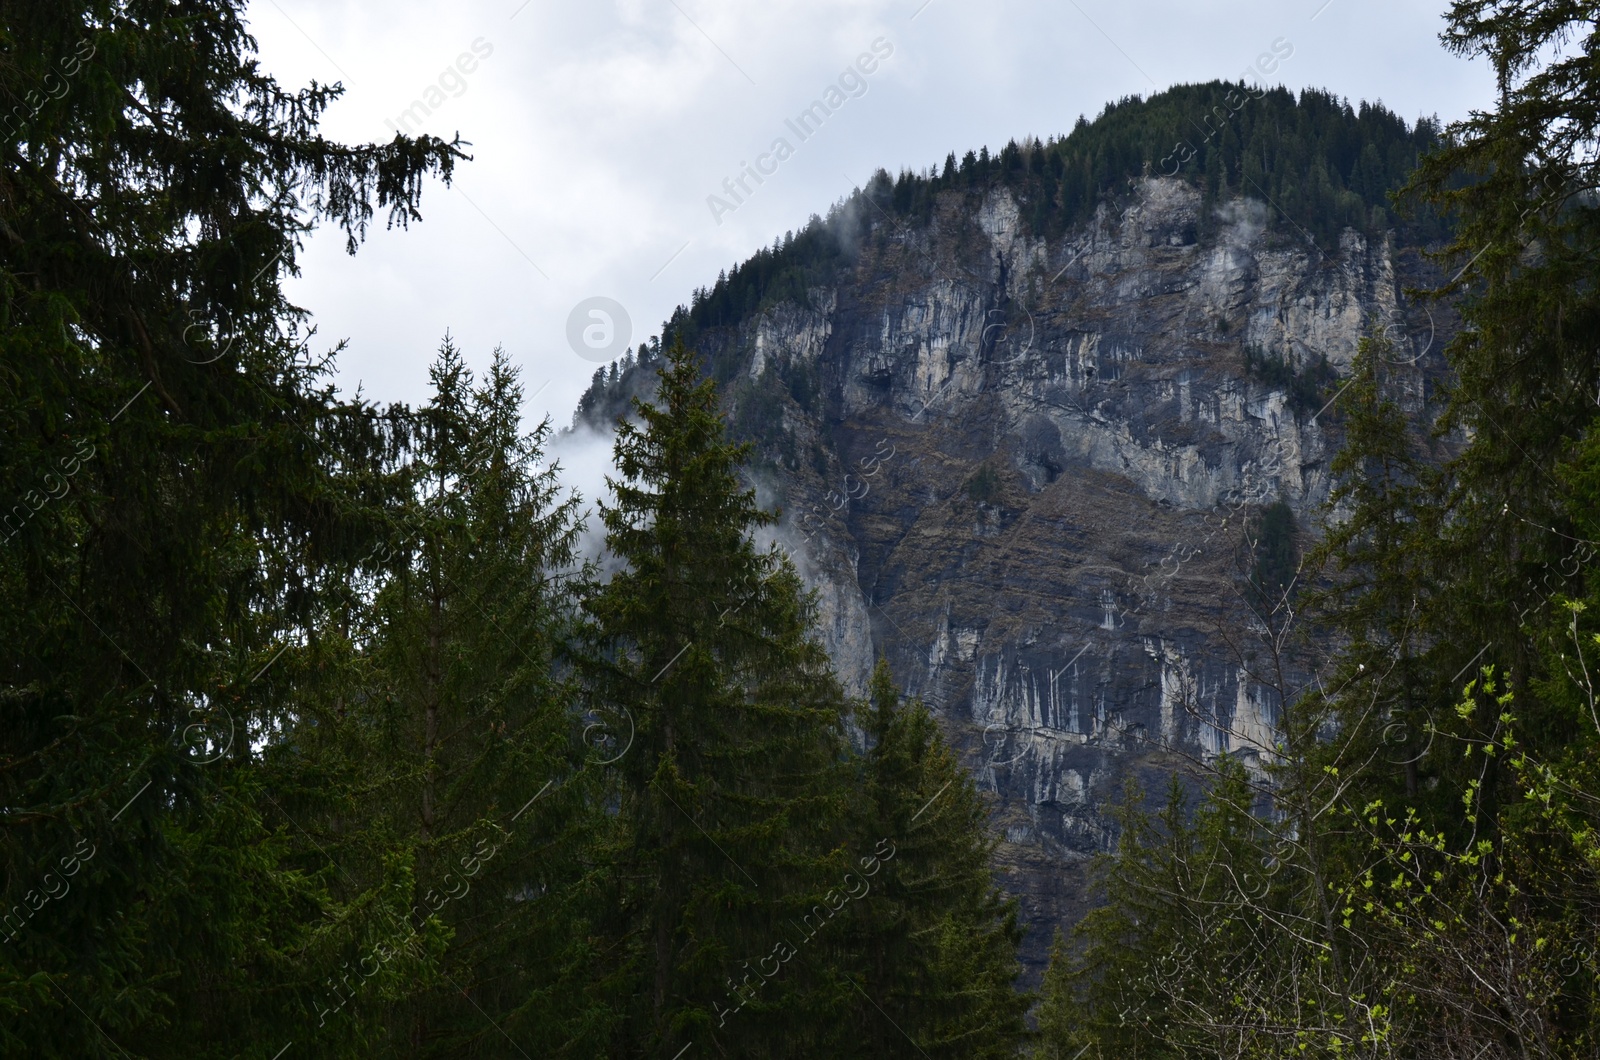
[568,82,1459,979]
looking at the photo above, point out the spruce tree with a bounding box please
[1400,0,1600,783]
[0,4,462,1054]
[1036,777,1194,1058]
[286,340,607,1056]
[836,661,1028,1058]
[1037,764,1334,1058]
[581,338,858,1057]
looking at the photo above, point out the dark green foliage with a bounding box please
[573,344,657,431]
[1038,777,1194,1058]
[1301,334,1446,811]
[296,341,608,1055]
[1042,5,1600,1056]
[17,4,1517,1055]
[1243,346,1340,417]
[836,82,1445,248]
[576,348,1030,1059]
[0,3,462,1055]
[1246,499,1298,614]
[810,442,831,478]
[964,464,1002,504]
[1039,757,1394,1058]
[676,222,849,383]
[580,338,862,1057]
[575,366,609,423]
[840,662,1030,1058]
[1,11,1031,1032]
[785,360,821,414]
[730,366,791,457]
[1399,0,1600,711]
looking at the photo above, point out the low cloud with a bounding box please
[549,422,621,569]
[1216,198,1270,244]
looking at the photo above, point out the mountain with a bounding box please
[570,81,1459,979]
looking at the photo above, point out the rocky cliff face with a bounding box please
[583,174,1450,979]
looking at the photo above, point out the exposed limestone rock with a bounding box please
[620,177,1450,980]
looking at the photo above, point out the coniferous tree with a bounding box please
[0,4,462,1055]
[582,338,859,1058]
[837,661,1028,1058]
[1036,777,1194,1058]
[1397,0,1600,774]
[1282,3,1600,1049]
[1037,762,1356,1058]
[1044,5,1600,1053]
[308,340,605,1056]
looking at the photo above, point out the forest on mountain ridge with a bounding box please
[6,1,1600,1058]
[576,78,1448,426]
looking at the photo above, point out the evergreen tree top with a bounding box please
[600,337,775,573]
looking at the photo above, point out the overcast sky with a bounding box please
[246,0,1493,426]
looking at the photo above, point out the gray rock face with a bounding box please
[633,177,1448,979]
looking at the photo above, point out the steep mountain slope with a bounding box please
[572,82,1457,978]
